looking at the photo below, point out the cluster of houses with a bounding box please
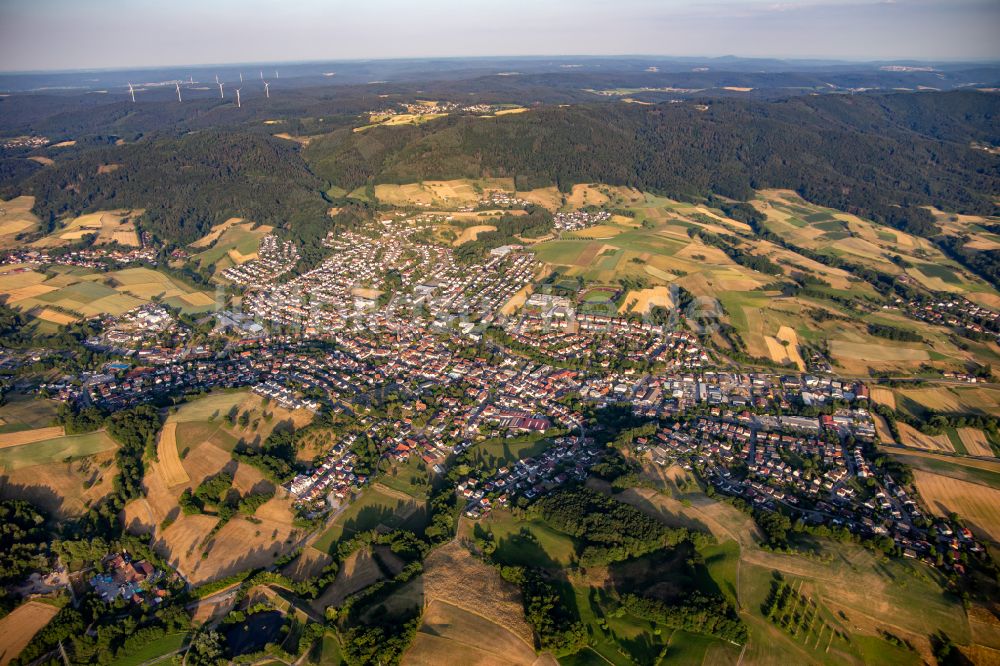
[1,242,158,271]
[506,313,710,368]
[285,438,364,511]
[2,135,49,149]
[100,303,182,349]
[631,410,981,572]
[243,220,537,337]
[221,235,300,285]
[461,435,602,519]
[89,552,167,605]
[900,295,1000,344]
[580,371,870,419]
[553,209,612,231]
[473,191,530,210]
[251,380,320,411]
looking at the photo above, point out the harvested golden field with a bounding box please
[177,291,216,307]
[35,210,141,248]
[423,540,533,645]
[913,470,1000,544]
[563,224,626,240]
[958,428,996,458]
[273,132,312,145]
[404,600,538,666]
[762,326,805,371]
[619,285,672,314]
[778,326,805,371]
[961,645,1000,666]
[0,600,59,665]
[453,225,496,246]
[0,426,64,449]
[2,283,57,303]
[566,183,611,209]
[126,430,300,584]
[897,423,955,452]
[374,179,513,209]
[969,292,1000,310]
[0,196,39,245]
[873,414,896,445]
[282,547,334,582]
[881,446,1000,475]
[870,387,897,410]
[0,449,117,520]
[35,308,79,325]
[309,548,386,613]
[672,238,732,264]
[518,186,564,210]
[895,386,1000,416]
[494,107,529,116]
[227,248,257,264]
[190,217,243,248]
[156,423,189,487]
[897,387,965,412]
[502,284,532,316]
[830,340,929,363]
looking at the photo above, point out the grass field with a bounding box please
[465,433,554,470]
[614,457,971,663]
[755,190,997,301]
[108,632,189,666]
[312,487,427,554]
[167,391,249,423]
[380,457,433,500]
[0,430,117,471]
[478,509,578,567]
[190,220,272,275]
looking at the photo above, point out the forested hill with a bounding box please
[4,131,327,245]
[0,90,996,251]
[305,91,1000,231]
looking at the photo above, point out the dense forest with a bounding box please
[2,131,328,246]
[308,93,999,226]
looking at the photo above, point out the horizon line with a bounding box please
[3,53,1000,76]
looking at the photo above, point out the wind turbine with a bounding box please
[274,70,279,79]
[235,88,242,108]
[175,82,182,102]
[127,82,135,103]
[218,81,225,99]
[259,70,263,80]
[264,81,270,99]
[239,72,244,83]
[188,76,193,84]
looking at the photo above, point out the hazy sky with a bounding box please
[1,0,998,71]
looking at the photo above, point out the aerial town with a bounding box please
[18,215,986,584]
